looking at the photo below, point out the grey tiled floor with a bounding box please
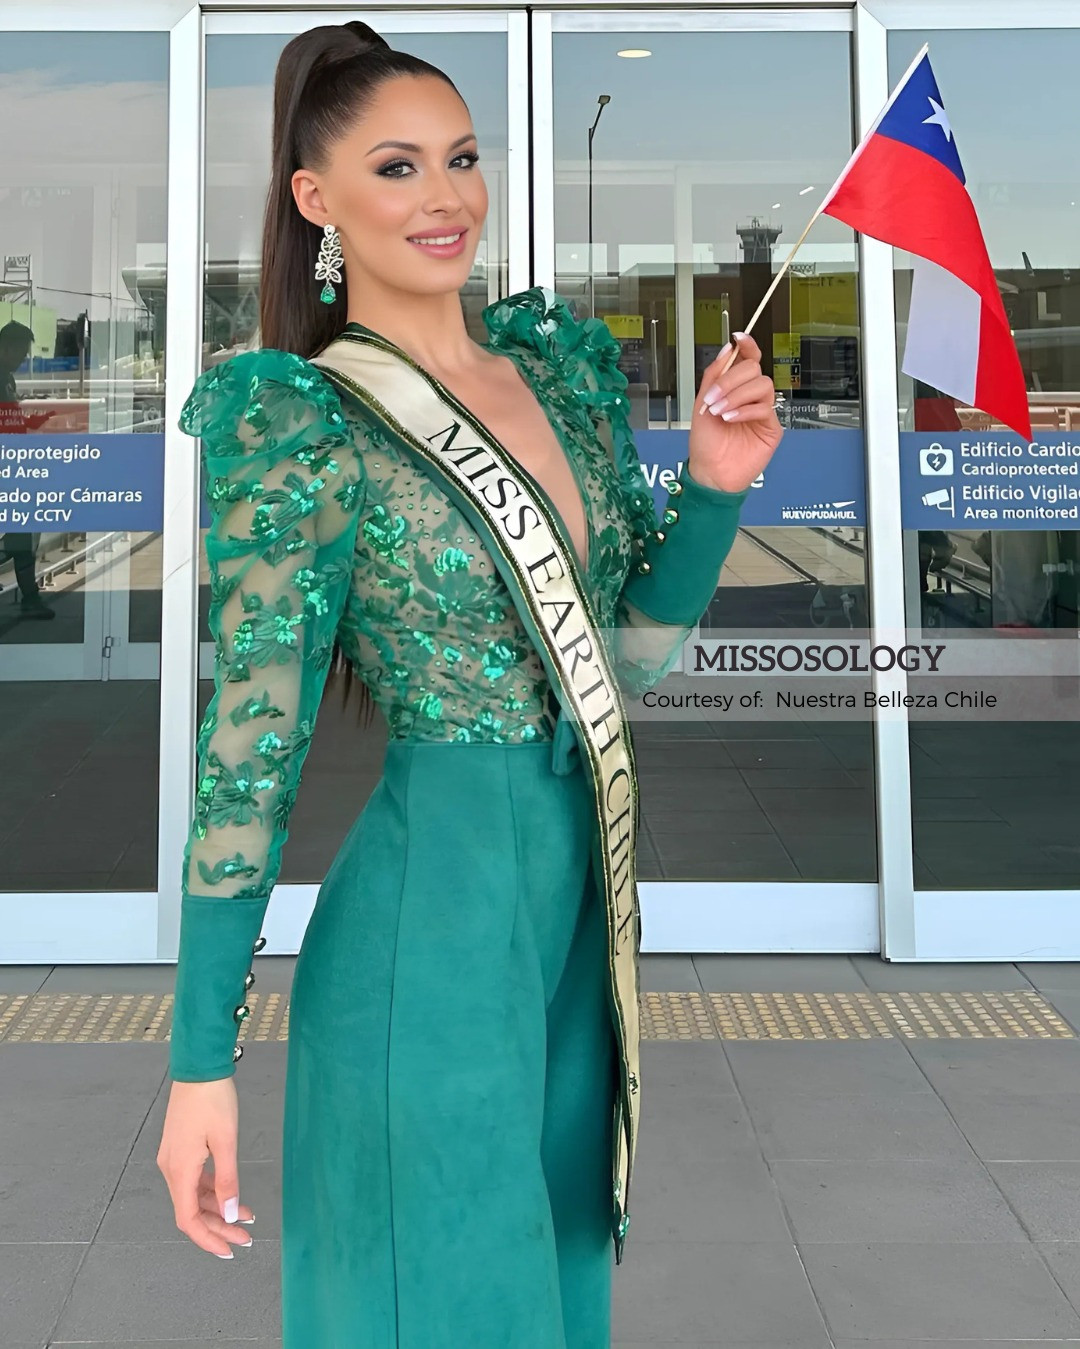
[8,954,1080,1346]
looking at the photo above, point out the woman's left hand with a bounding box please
[686,332,784,494]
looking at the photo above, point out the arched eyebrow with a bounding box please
[366,133,477,156]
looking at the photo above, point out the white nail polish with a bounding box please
[215,1250,234,1260]
[702,383,723,407]
[717,341,732,359]
[734,330,747,340]
[223,1196,239,1224]
[240,1237,253,1248]
[721,410,739,421]
[239,1216,256,1224]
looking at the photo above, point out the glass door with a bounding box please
[0,20,167,951]
[871,4,1080,960]
[536,8,876,952]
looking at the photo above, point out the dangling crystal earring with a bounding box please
[315,223,343,304]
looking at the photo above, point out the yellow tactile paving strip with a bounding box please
[645,990,1076,1040]
[0,990,1074,1042]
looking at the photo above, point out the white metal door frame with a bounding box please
[0,0,182,960]
[860,0,1080,960]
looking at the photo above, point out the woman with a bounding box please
[156,20,782,1348]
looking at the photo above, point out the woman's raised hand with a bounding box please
[157,1078,255,1258]
[686,331,784,494]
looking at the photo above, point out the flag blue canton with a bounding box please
[878,53,967,185]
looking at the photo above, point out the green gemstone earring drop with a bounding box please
[315,223,343,305]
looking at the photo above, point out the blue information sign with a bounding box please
[0,427,870,534]
[900,431,1080,530]
[0,434,165,531]
[634,428,866,527]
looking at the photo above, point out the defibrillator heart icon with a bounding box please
[927,451,948,472]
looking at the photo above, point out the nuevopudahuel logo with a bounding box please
[779,499,859,522]
[753,469,858,522]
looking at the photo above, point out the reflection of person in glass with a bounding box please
[0,321,54,620]
[156,21,784,1343]
[918,530,957,594]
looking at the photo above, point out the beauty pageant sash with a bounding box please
[314,329,641,1264]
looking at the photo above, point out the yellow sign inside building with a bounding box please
[694,298,726,345]
[790,272,858,331]
[603,313,644,340]
[773,333,802,390]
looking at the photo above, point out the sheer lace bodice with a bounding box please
[176,287,745,906]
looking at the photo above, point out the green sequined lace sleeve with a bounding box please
[180,349,367,900]
[535,290,747,697]
[169,349,366,1082]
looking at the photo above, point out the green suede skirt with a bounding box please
[281,740,620,1348]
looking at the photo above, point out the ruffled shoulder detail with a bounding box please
[178,348,353,467]
[481,288,657,542]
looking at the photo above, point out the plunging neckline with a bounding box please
[340,320,593,579]
[481,342,592,577]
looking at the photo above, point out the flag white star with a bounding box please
[923,97,953,142]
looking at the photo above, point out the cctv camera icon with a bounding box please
[921,486,955,516]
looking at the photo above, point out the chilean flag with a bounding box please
[821,46,1031,442]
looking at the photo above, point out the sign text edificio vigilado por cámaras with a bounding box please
[0,435,165,530]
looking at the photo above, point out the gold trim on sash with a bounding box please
[314,330,641,1263]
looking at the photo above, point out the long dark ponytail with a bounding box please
[261,20,459,357]
[260,22,462,722]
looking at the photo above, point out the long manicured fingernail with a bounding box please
[702,384,725,409]
[721,409,740,421]
[734,330,747,340]
[214,1250,234,1260]
[222,1197,239,1223]
[239,1215,256,1224]
[717,341,732,359]
[239,1237,253,1248]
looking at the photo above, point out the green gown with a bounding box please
[171,287,746,1348]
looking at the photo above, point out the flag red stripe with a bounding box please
[823,135,999,312]
[975,299,1033,442]
[824,132,1032,441]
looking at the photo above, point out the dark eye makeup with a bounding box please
[377,150,480,179]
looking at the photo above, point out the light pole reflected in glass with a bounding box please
[587,93,609,318]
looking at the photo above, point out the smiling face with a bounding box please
[291,73,487,300]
